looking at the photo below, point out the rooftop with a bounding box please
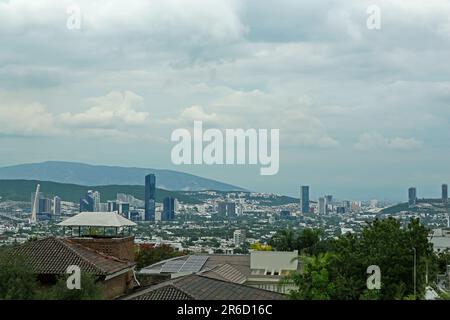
[58,212,137,228]
[123,274,286,300]
[11,237,135,276]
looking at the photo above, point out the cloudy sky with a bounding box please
[1,0,450,200]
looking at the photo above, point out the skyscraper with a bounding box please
[300,186,310,214]
[53,196,61,215]
[80,190,95,212]
[93,191,101,212]
[408,187,417,207]
[443,184,448,204]
[318,197,327,215]
[162,197,175,221]
[145,174,156,221]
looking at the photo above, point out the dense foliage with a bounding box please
[274,218,439,300]
[135,243,186,269]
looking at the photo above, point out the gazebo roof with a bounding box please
[58,212,137,228]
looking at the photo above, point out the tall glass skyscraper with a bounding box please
[408,187,417,206]
[163,196,175,221]
[300,186,310,214]
[443,184,448,204]
[145,174,156,221]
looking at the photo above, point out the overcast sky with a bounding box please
[1,0,450,200]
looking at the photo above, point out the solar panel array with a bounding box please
[161,260,185,273]
[179,255,208,273]
[161,256,208,273]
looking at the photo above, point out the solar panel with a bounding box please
[161,260,185,273]
[179,256,208,273]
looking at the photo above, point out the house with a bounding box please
[122,274,286,300]
[139,250,300,294]
[11,212,138,299]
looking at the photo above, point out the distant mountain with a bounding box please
[0,179,201,204]
[0,161,246,192]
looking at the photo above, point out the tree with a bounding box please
[286,218,436,300]
[0,248,38,300]
[268,229,296,251]
[40,273,104,300]
[284,253,336,300]
[135,244,185,269]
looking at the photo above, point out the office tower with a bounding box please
[162,197,175,221]
[336,207,346,214]
[408,187,417,207]
[325,195,333,205]
[107,200,118,212]
[300,186,310,214]
[145,174,156,221]
[218,201,236,216]
[93,191,101,212]
[118,202,130,218]
[343,200,351,212]
[53,196,61,215]
[318,197,327,215]
[80,190,95,212]
[443,184,448,204]
[233,229,246,247]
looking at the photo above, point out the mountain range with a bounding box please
[0,161,246,192]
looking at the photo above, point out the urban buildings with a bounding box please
[145,174,156,221]
[233,229,246,247]
[218,201,236,216]
[300,186,310,214]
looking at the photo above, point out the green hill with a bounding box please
[0,179,201,205]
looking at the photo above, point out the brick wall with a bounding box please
[71,236,135,262]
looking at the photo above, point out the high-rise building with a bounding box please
[443,184,448,204]
[107,200,118,212]
[408,187,417,207]
[234,229,246,247]
[318,197,327,215]
[93,191,101,212]
[218,201,236,216]
[80,190,95,212]
[325,195,333,205]
[118,202,130,218]
[53,196,61,215]
[162,197,175,221]
[300,186,310,214]
[145,174,156,221]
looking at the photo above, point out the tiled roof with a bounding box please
[12,237,135,276]
[124,275,286,300]
[133,285,193,300]
[201,264,247,284]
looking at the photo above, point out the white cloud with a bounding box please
[355,132,422,151]
[59,91,149,129]
[0,92,60,137]
[171,89,339,148]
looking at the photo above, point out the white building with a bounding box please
[234,229,246,247]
